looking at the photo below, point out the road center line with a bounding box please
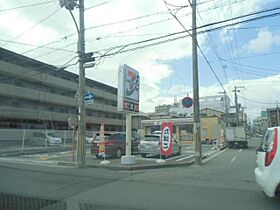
[230,155,237,163]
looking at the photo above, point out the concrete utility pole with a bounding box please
[77,0,86,168]
[191,0,202,165]
[232,86,245,127]
[60,0,86,167]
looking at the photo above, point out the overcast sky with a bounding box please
[0,0,280,120]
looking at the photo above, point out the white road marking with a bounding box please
[166,154,185,161]
[230,155,237,163]
[176,155,194,162]
[239,149,242,152]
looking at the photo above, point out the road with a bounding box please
[0,137,279,210]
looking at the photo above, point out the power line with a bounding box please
[209,51,280,62]
[223,60,280,74]
[217,0,243,82]
[93,10,280,60]
[238,95,279,105]
[86,9,172,30]
[163,0,232,103]
[85,1,108,10]
[0,38,75,53]
[225,64,278,77]
[1,7,61,48]
[0,1,55,12]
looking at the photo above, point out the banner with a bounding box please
[161,122,173,156]
[98,123,105,157]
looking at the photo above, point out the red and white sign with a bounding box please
[161,122,173,156]
[117,64,140,113]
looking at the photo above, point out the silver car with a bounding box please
[139,134,182,158]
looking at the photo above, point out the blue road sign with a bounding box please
[182,97,193,108]
[84,92,94,105]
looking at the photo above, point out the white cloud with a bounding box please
[244,28,280,53]
[165,74,280,120]
[1,0,278,120]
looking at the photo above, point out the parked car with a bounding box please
[31,132,62,146]
[138,134,182,158]
[86,136,94,144]
[91,132,139,158]
[255,126,280,197]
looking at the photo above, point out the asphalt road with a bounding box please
[0,137,279,210]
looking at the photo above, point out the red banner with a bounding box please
[161,122,173,156]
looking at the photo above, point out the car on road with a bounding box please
[255,126,280,197]
[138,134,182,158]
[31,132,62,146]
[91,132,140,158]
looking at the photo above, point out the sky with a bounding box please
[0,0,280,121]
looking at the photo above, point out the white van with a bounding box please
[255,126,280,197]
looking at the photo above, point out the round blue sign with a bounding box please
[182,97,193,108]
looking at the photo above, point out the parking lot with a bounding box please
[0,144,223,170]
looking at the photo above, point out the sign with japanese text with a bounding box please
[118,64,140,113]
[161,122,173,156]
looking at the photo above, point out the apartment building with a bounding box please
[0,47,123,131]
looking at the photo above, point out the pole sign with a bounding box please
[182,96,193,108]
[98,123,105,157]
[161,122,173,156]
[118,64,140,113]
[84,92,94,105]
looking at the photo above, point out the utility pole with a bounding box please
[77,0,86,168]
[232,86,245,127]
[60,0,87,167]
[191,0,202,165]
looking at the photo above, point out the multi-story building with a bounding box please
[253,115,268,135]
[155,95,231,118]
[267,108,280,127]
[0,47,123,131]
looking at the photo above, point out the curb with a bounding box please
[56,160,195,171]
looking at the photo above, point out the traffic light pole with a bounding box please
[77,0,86,168]
[191,0,202,165]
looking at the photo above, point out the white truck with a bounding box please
[225,127,248,149]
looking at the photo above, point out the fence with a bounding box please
[0,129,97,152]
